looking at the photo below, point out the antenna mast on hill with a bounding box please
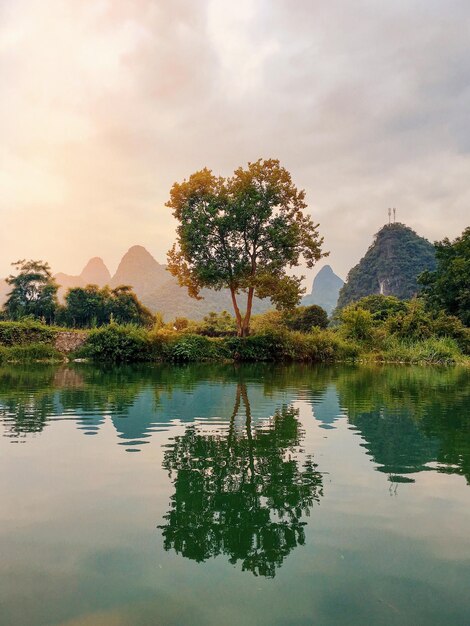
[388,208,391,224]
[393,207,396,223]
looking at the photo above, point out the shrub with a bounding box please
[432,312,470,355]
[0,320,56,346]
[224,329,359,362]
[81,324,152,362]
[250,311,285,334]
[163,334,222,362]
[339,306,374,341]
[385,299,434,340]
[384,300,470,352]
[303,329,360,361]
[173,317,190,331]
[284,305,329,332]
[225,332,287,361]
[196,311,237,337]
[351,295,408,322]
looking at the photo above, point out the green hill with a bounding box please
[337,223,436,309]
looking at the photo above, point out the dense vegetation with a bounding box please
[419,227,470,326]
[1,259,154,329]
[337,223,436,309]
[60,284,154,328]
[0,290,468,366]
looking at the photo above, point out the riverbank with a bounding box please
[0,320,468,366]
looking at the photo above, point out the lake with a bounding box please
[0,363,469,626]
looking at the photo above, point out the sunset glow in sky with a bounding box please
[1,0,469,283]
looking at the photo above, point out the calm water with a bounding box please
[0,363,469,626]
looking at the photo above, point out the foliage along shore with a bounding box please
[1,295,469,367]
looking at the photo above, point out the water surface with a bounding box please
[1,363,469,625]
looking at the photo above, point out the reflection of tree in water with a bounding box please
[158,384,323,577]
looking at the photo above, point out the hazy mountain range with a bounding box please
[0,223,436,319]
[55,246,272,321]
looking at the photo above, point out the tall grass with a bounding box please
[373,336,464,365]
[0,343,62,363]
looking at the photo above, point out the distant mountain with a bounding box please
[110,245,169,296]
[55,257,111,300]
[52,245,271,320]
[336,223,436,310]
[302,265,344,315]
[80,257,111,285]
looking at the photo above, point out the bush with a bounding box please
[339,306,374,341]
[173,317,190,331]
[351,295,408,322]
[0,320,56,346]
[432,312,470,355]
[385,300,470,352]
[250,311,285,334]
[225,332,287,361]
[224,329,359,362]
[196,311,237,337]
[163,334,223,362]
[385,299,434,340]
[284,305,329,332]
[81,324,152,362]
[0,343,62,363]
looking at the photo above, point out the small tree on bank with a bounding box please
[167,159,326,336]
[4,260,58,323]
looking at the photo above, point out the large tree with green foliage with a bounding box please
[4,260,58,323]
[419,227,470,326]
[167,159,326,336]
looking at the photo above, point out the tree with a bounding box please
[4,260,58,323]
[63,284,154,328]
[345,294,408,322]
[285,304,329,332]
[167,159,326,336]
[419,227,470,326]
[64,284,110,327]
[109,285,154,327]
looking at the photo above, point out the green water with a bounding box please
[0,364,469,626]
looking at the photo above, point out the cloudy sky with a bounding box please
[1,0,469,285]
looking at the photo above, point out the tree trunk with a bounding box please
[240,287,254,337]
[229,285,244,336]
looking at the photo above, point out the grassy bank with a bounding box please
[1,311,469,366]
[78,324,469,365]
[0,320,69,364]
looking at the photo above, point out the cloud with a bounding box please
[1,0,469,283]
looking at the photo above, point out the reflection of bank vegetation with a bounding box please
[0,363,468,484]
